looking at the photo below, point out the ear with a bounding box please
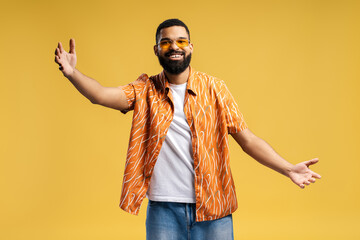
[189,42,194,54]
[154,45,159,56]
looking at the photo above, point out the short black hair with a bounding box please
[155,18,190,44]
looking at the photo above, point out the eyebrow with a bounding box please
[159,37,188,41]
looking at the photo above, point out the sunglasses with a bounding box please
[157,39,190,50]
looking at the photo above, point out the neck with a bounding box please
[164,67,190,85]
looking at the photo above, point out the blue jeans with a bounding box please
[146,200,234,240]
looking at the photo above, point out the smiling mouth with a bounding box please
[165,51,184,60]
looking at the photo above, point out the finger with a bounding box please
[55,56,63,69]
[311,170,322,179]
[304,180,310,185]
[309,178,316,183]
[55,48,61,57]
[299,183,305,189]
[69,38,76,54]
[304,158,319,167]
[58,42,64,53]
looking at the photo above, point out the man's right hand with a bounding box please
[55,39,77,77]
[53,38,129,111]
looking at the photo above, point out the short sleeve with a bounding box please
[217,79,248,133]
[120,74,148,114]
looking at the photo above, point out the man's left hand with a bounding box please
[289,158,321,188]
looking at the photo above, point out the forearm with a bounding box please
[232,130,294,177]
[243,136,294,177]
[65,69,104,104]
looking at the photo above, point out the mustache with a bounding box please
[165,50,185,57]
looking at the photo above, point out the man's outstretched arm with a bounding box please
[54,39,129,111]
[231,129,321,188]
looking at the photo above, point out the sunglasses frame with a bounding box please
[156,38,190,50]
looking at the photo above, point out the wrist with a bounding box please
[64,68,76,79]
[284,163,295,178]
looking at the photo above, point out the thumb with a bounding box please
[303,158,319,167]
[69,38,76,54]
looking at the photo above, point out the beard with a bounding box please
[157,50,192,74]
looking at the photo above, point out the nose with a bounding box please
[169,41,180,50]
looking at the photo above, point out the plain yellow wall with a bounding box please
[1,0,359,239]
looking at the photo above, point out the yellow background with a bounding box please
[1,0,359,239]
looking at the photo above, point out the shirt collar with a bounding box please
[160,66,197,96]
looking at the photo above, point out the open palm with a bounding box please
[289,158,321,188]
[55,39,77,77]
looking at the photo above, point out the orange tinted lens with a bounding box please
[159,41,171,49]
[176,39,189,48]
[159,39,189,49]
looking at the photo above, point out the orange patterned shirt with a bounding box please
[119,67,247,222]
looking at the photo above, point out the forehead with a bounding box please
[158,26,189,41]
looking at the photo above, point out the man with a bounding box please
[55,19,321,240]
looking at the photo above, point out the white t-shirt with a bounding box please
[146,82,196,203]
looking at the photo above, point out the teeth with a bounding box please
[170,55,182,58]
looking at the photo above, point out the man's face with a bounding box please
[154,26,193,74]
